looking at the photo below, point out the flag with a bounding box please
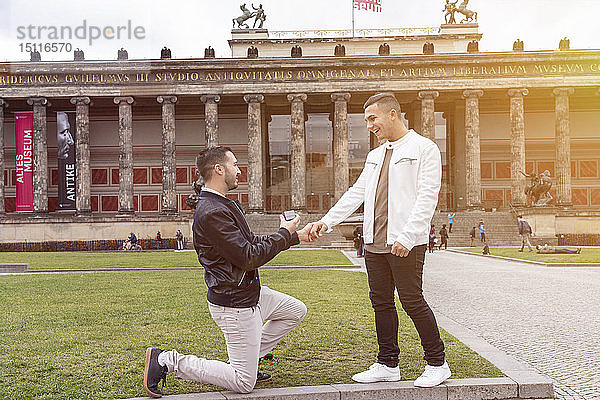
[353,0,382,12]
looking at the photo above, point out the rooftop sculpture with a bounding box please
[233,3,267,29]
[444,0,477,24]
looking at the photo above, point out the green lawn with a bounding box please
[462,247,600,263]
[0,249,352,270]
[0,269,501,400]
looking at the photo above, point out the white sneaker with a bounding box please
[414,361,451,387]
[352,363,401,383]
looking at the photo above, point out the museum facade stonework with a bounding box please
[1,29,600,242]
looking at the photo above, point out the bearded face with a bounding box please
[57,112,74,159]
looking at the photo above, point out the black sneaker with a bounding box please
[144,348,168,398]
[257,371,272,383]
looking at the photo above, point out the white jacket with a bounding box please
[320,130,441,251]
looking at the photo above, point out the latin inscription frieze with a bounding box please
[1,62,598,87]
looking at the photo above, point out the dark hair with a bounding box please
[517,215,523,218]
[195,146,233,181]
[363,92,401,113]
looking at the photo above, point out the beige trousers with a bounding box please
[160,286,307,393]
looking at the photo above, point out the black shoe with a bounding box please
[144,348,168,398]
[257,371,272,382]
[518,249,523,252]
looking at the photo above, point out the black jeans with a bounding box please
[364,245,445,367]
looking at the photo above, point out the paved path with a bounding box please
[419,250,600,400]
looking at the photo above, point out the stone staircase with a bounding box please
[431,210,521,247]
[242,210,523,249]
[245,213,353,249]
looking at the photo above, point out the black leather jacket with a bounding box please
[192,190,299,308]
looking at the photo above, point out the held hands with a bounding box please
[391,241,409,257]
[308,221,328,241]
[279,215,318,243]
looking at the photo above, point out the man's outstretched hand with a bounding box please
[297,223,315,242]
[308,221,328,241]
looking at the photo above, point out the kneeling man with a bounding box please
[144,146,312,397]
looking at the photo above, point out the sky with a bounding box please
[0,0,598,62]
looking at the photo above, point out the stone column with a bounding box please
[462,90,483,208]
[418,91,439,141]
[200,95,220,147]
[287,93,307,211]
[113,96,135,214]
[331,93,351,202]
[244,94,265,212]
[408,101,422,132]
[157,95,178,215]
[70,96,92,215]
[27,97,49,215]
[508,88,529,207]
[0,99,6,214]
[553,87,575,206]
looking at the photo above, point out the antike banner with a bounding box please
[56,112,76,210]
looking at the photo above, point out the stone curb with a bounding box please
[121,377,548,400]
[4,265,360,274]
[448,248,600,267]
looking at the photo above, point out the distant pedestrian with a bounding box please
[447,212,455,233]
[469,226,476,246]
[176,229,184,250]
[438,224,448,250]
[156,231,162,249]
[479,222,486,244]
[428,225,436,253]
[353,225,364,257]
[517,215,533,252]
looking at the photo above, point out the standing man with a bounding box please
[438,224,449,250]
[517,215,534,252]
[479,221,486,244]
[144,146,311,397]
[309,93,450,388]
[447,212,455,233]
[469,226,476,246]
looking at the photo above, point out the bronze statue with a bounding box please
[522,170,553,206]
[117,48,128,60]
[73,48,85,61]
[513,39,524,51]
[291,45,302,58]
[443,0,458,24]
[252,4,266,29]
[233,4,254,29]
[456,0,477,23]
[378,43,390,56]
[423,42,434,55]
[334,44,346,57]
[247,46,259,58]
[559,37,570,51]
[185,168,205,210]
[161,47,172,59]
[204,46,215,58]
[467,40,479,53]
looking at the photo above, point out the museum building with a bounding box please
[1,20,599,243]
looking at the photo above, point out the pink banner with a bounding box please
[14,112,33,212]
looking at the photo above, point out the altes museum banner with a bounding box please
[14,112,33,212]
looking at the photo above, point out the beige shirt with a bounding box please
[365,147,393,254]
